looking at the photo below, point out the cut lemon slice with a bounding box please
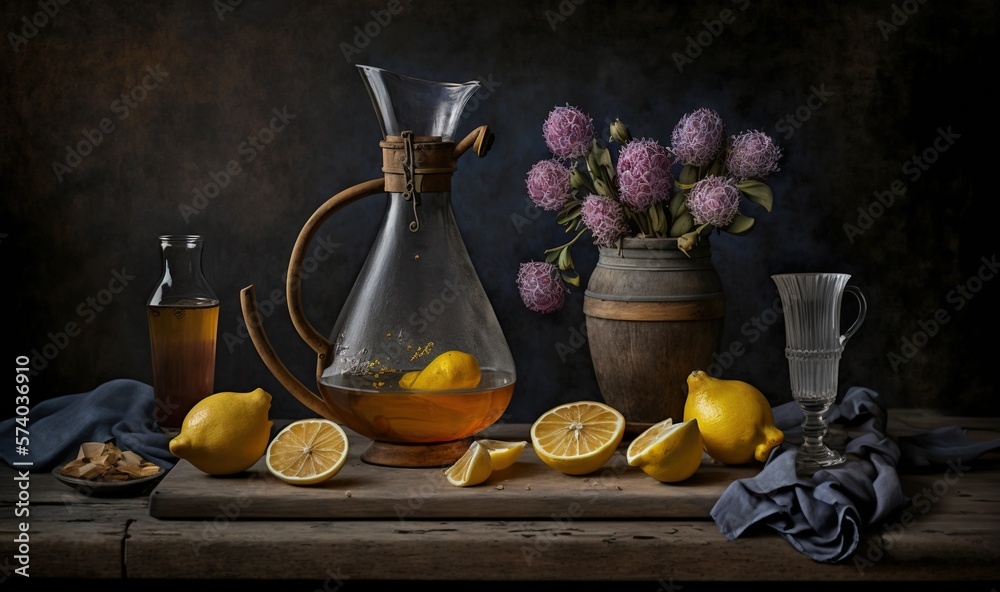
[444,441,493,487]
[477,439,527,471]
[265,419,349,485]
[530,401,625,475]
[626,418,703,483]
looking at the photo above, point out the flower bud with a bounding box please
[678,230,700,254]
[610,118,632,144]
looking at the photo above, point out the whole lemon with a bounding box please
[683,370,784,465]
[169,388,274,475]
[400,350,481,391]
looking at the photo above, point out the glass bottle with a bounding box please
[147,235,220,434]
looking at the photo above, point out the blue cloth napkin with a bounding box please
[710,386,1000,563]
[1,379,175,472]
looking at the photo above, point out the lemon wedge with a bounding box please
[477,439,527,471]
[530,401,625,475]
[443,441,493,487]
[626,418,703,483]
[265,419,349,485]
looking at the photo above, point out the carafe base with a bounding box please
[361,438,473,468]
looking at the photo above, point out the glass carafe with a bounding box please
[241,65,515,467]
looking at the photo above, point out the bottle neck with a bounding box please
[149,237,218,306]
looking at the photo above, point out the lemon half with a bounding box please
[265,418,349,485]
[530,401,625,476]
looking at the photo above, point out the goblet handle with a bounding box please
[840,285,867,345]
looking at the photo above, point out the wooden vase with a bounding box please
[583,236,725,427]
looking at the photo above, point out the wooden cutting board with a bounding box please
[147,423,760,520]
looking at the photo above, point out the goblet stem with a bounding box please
[795,398,845,474]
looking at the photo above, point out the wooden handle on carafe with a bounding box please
[453,125,493,159]
[287,177,386,356]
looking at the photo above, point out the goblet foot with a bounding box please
[795,444,845,475]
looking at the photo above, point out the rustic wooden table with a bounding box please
[3,409,998,590]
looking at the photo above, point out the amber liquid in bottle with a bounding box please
[147,298,220,430]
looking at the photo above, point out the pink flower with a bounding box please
[525,159,573,211]
[615,138,673,211]
[726,130,782,181]
[581,194,629,247]
[686,175,741,228]
[517,262,565,314]
[542,104,594,159]
[671,107,725,167]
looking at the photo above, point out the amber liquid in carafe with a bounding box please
[147,299,220,430]
[318,370,515,443]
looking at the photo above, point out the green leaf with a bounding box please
[648,203,662,234]
[678,164,698,186]
[586,141,603,178]
[668,192,688,219]
[556,203,582,226]
[707,158,722,177]
[669,212,694,237]
[557,246,573,270]
[593,178,612,198]
[656,202,671,234]
[561,270,581,287]
[544,249,560,264]
[594,142,615,180]
[723,214,755,235]
[737,180,774,212]
[569,165,595,193]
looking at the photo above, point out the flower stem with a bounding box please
[626,209,650,236]
[544,228,587,254]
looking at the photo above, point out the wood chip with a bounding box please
[59,440,161,482]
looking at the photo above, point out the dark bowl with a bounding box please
[52,464,167,497]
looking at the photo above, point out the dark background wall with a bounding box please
[4,0,997,424]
